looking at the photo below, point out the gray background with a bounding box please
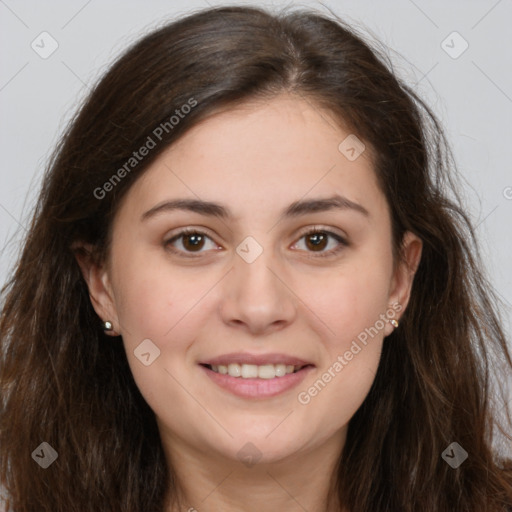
[0,0,511,458]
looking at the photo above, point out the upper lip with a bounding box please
[199,352,314,367]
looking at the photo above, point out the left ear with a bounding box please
[384,231,422,335]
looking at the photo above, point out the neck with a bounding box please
[162,429,347,512]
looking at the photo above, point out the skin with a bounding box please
[77,94,422,512]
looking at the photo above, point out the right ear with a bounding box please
[72,242,121,336]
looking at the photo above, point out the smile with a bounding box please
[203,362,308,379]
[199,363,315,399]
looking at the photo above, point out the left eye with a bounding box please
[165,228,347,257]
[291,229,347,256]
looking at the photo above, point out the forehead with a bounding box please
[167,94,374,171]
[117,94,385,224]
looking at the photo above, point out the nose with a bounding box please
[219,248,297,336]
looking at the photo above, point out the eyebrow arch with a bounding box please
[140,194,369,222]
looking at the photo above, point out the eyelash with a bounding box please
[164,226,348,259]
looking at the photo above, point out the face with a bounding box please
[80,94,421,466]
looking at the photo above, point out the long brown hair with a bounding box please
[1,5,511,511]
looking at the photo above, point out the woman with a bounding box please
[1,5,511,511]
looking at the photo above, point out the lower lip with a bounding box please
[199,365,314,399]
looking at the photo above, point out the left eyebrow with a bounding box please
[140,194,370,222]
[282,195,369,219]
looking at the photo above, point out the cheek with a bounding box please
[115,276,173,344]
[309,254,393,347]
[112,255,223,390]
[301,343,382,431]
[297,282,387,431]
[296,249,392,416]
[113,250,213,344]
[112,263,210,415]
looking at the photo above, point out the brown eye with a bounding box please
[165,229,218,256]
[305,232,328,251]
[293,229,348,258]
[182,233,206,251]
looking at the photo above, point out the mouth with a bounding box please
[198,358,315,399]
[199,362,313,379]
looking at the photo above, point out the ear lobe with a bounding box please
[72,242,119,335]
[388,231,423,317]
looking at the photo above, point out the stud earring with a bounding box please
[103,320,113,331]
[390,319,399,328]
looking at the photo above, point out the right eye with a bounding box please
[164,228,221,256]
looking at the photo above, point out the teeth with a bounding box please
[241,364,258,379]
[228,363,241,377]
[209,363,303,379]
